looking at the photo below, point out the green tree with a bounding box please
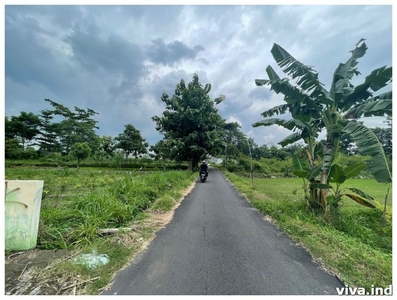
[5,112,41,149]
[253,40,392,212]
[283,143,305,157]
[70,142,91,169]
[115,124,148,160]
[254,144,272,159]
[222,122,249,162]
[150,140,172,161]
[5,138,24,159]
[5,116,16,140]
[152,74,226,170]
[35,110,62,156]
[44,99,100,155]
[97,136,116,160]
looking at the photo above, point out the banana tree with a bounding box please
[292,155,376,210]
[253,40,392,212]
[252,113,325,209]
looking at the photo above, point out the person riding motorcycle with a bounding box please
[200,161,208,178]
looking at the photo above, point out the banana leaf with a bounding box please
[292,156,309,178]
[270,43,332,104]
[329,164,347,184]
[345,187,374,201]
[344,93,392,119]
[343,194,375,208]
[342,66,392,110]
[343,163,366,178]
[343,121,392,183]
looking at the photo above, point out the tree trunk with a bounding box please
[308,179,320,210]
[319,171,328,211]
[188,159,199,171]
[319,133,340,213]
[192,158,199,171]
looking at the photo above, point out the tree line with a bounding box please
[5,72,391,173]
[3,76,305,167]
[5,99,148,166]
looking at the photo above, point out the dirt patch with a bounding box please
[4,181,196,295]
[5,249,76,295]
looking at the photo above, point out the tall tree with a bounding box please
[253,40,392,211]
[35,109,62,155]
[115,124,148,160]
[43,99,100,155]
[222,122,249,161]
[152,74,225,170]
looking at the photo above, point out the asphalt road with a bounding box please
[102,168,343,295]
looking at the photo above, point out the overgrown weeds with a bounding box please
[5,167,196,249]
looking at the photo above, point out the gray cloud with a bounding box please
[147,38,205,67]
[248,87,272,100]
[66,27,146,78]
[4,5,392,147]
[5,13,80,98]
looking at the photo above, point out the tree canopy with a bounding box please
[152,74,226,170]
[40,99,100,155]
[115,124,148,160]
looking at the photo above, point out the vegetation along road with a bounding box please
[102,167,343,295]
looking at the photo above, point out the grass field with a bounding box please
[224,172,392,291]
[5,166,197,249]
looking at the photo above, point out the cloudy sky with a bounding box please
[3,3,393,148]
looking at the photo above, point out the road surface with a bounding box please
[102,168,343,295]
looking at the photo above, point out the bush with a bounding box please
[5,139,24,159]
[21,147,38,159]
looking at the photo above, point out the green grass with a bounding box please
[224,172,392,291]
[5,167,196,249]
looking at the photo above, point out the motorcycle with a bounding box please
[199,170,208,182]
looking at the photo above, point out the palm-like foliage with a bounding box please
[253,40,392,211]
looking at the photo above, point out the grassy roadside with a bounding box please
[5,167,197,295]
[5,166,392,294]
[223,171,392,291]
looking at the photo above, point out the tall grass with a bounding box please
[224,172,392,290]
[5,167,196,249]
